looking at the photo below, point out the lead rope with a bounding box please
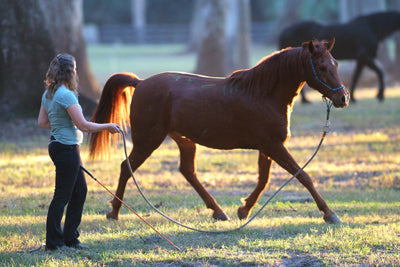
[19,98,332,254]
[20,167,181,253]
[81,165,181,251]
[124,98,333,233]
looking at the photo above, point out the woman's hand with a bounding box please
[67,104,122,134]
[107,123,122,134]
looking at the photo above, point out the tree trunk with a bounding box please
[0,0,54,118]
[194,0,227,76]
[0,0,98,119]
[226,0,251,72]
[274,0,302,41]
[236,0,250,70]
[38,0,99,113]
[188,0,207,52]
[338,0,350,22]
[131,0,146,44]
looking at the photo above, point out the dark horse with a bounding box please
[279,11,400,103]
[89,39,349,225]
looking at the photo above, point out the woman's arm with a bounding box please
[38,105,51,129]
[67,104,121,133]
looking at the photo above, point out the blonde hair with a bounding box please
[44,53,79,99]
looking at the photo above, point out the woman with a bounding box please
[38,53,121,251]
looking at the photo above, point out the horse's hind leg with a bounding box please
[107,121,168,219]
[237,152,272,220]
[107,146,157,220]
[169,133,229,221]
[365,58,384,101]
[107,90,172,219]
[106,157,132,220]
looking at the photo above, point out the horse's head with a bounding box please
[303,39,349,108]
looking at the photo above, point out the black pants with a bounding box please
[46,140,87,249]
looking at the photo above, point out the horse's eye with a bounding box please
[319,66,327,72]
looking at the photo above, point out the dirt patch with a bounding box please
[277,254,325,267]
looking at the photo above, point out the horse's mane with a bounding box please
[226,47,303,98]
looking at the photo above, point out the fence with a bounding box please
[84,22,274,44]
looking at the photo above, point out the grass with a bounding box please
[1,44,400,266]
[87,43,274,84]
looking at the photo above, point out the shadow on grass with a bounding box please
[2,192,399,266]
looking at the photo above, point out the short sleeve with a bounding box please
[41,92,46,105]
[55,88,79,109]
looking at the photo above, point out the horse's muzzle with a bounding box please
[332,88,349,108]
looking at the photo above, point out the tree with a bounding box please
[41,0,100,103]
[0,0,98,119]
[0,0,53,118]
[226,0,251,72]
[194,0,251,76]
[188,0,207,52]
[131,0,146,43]
[194,0,227,76]
[274,0,302,40]
[236,0,251,70]
[338,0,350,22]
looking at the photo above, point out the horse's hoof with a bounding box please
[324,214,341,224]
[106,212,118,220]
[237,207,249,220]
[213,211,229,221]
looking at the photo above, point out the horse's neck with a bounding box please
[367,13,400,41]
[228,48,305,110]
[272,50,306,107]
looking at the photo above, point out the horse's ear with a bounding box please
[303,40,315,53]
[308,41,315,53]
[327,37,335,51]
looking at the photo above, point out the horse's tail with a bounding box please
[89,72,141,159]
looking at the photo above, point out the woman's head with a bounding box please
[45,53,79,99]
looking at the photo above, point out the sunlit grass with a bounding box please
[1,42,400,265]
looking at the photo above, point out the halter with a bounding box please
[309,53,344,92]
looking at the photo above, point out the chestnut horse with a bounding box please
[89,39,349,224]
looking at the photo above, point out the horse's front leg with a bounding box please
[237,152,272,220]
[264,143,340,224]
[349,60,364,102]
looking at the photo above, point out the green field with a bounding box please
[87,43,275,84]
[1,44,400,266]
